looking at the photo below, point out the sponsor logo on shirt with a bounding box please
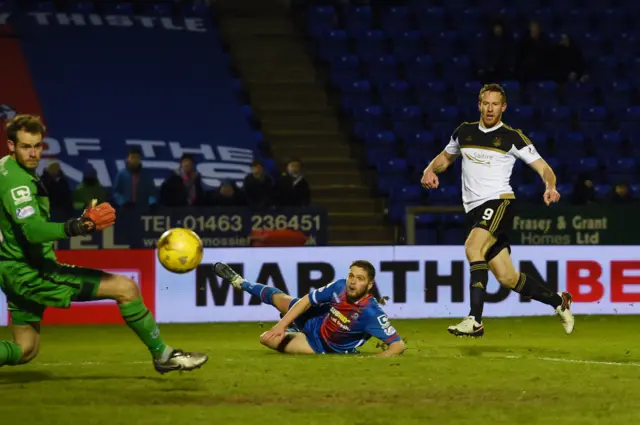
[16,205,35,219]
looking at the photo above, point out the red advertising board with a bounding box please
[38,250,156,325]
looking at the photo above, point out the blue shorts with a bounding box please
[288,298,335,354]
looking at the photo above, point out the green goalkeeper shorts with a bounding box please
[0,259,106,325]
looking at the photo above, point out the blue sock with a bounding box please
[241,281,283,306]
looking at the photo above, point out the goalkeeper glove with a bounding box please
[64,200,116,237]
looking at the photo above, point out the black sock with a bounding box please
[469,261,489,323]
[513,273,562,308]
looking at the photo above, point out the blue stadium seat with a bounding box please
[612,32,637,59]
[442,214,466,245]
[563,10,590,39]
[69,1,95,13]
[431,31,459,58]
[377,157,407,174]
[366,54,398,85]
[404,130,436,147]
[428,185,459,205]
[631,183,640,199]
[441,55,472,85]
[181,2,208,17]
[579,106,608,137]
[555,131,586,156]
[391,185,424,203]
[389,201,422,223]
[416,81,448,107]
[355,30,388,62]
[345,5,373,33]
[510,105,535,131]
[454,8,484,37]
[317,30,350,61]
[527,131,550,155]
[532,8,553,29]
[392,105,422,122]
[597,9,627,38]
[341,82,373,115]
[515,184,539,201]
[606,158,638,184]
[379,80,410,112]
[415,214,439,245]
[405,54,437,84]
[104,2,134,14]
[307,5,336,37]
[381,7,412,35]
[413,6,446,35]
[330,55,361,86]
[595,131,623,158]
[391,30,424,62]
[563,82,597,110]
[542,106,572,134]
[365,131,397,166]
[145,3,173,16]
[592,56,618,84]
[568,157,600,175]
[530,81,559,108]
[594,184,612,200]
[353,105,384,122]
[378,174,411,196]
[619,106,640,138]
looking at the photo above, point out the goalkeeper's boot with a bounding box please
[213,262,244,289]
[447,316,484,338]
[555,292,574,334]
[153,349,208,375]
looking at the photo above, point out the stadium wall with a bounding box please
[0,246,638,326]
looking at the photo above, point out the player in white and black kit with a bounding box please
[421,83,574,337]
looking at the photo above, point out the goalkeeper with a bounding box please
[0,115,207,374]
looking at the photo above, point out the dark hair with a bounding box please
[181,153,195,163]
[128,146,142,157]
[350,260,376,281]
[478,83,507,104]
[6,115,46,144]
[251,159,263,167]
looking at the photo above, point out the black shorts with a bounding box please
[466,198,514,261]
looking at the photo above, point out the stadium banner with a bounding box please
[4,7,257,191]
[38,250,156,325]
[508,205,640,245]
[52,206,328,249]
[155,246,640,323]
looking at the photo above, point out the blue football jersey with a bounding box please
[308,279,401,353]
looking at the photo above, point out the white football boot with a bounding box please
[213,262,244,289]
[448,316,484,337]
[555,292,574,334]
[153,349,208,375]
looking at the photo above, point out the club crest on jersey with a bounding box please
[492,136,502,147]
[11,186,32,205]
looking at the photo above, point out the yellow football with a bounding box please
[157,228,204,274]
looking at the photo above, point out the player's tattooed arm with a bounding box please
[426,151,457,174]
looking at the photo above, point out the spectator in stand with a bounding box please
[159,154,205,207]
[209,180,246,207]
[243,159,274,210]
[605,182,634,204]
[549,34,589,84]
[516,20,550,82]
[113,147,157,209]
[72,164,109,210]
[477,21,515,83]
[41,161,73,217]
[570,173,597,205]
[275,158,311,207]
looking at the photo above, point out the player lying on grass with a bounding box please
[214,260,406,356]
[0,115,207,374]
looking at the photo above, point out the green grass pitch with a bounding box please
[1,315,639,424]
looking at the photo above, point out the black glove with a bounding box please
[64,217,96,237]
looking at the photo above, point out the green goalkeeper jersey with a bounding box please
[0,155,68,265]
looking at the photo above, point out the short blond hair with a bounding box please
[478,83,507,104]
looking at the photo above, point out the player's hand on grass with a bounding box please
[543,187,560,206]
[421,170,439,189]
[260,325,286,345]
[65,199,116,236]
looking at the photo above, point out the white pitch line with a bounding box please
[26,356,640,369]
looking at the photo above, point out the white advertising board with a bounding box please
[155,246,640,323]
